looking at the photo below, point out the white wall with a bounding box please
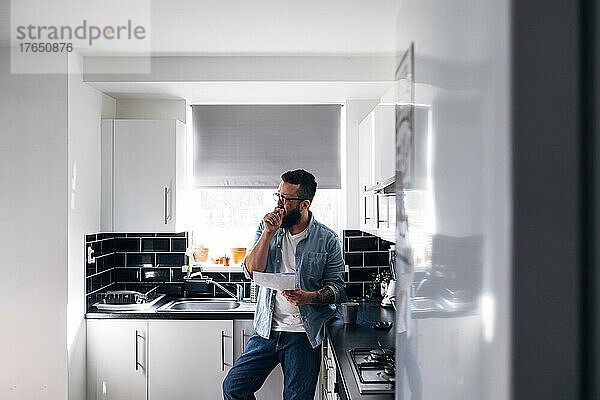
[115,98,186,123]
[0,47,68,399]
[67,51,116,400]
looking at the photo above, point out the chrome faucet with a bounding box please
[184,271,243,302]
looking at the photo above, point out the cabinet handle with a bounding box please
[364,197,371,223]
[221,330,233,371]
[241,329,252,349]
[135,330,144,371]
[163,187,169,225]
[377,196,388,226]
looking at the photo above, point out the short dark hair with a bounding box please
[281,169,317,204]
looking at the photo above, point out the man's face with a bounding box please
[276,181,305,228]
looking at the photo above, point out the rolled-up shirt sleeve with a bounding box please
[242,221,265,280]
[323,233,346,304]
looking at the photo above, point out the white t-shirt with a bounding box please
[271,227,309,332]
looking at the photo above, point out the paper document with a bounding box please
[253,272,296,291]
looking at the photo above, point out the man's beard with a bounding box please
[281,204,302,229]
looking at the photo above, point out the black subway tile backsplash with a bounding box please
[171,268,185,282]
[86,262,96,276]
[342,230,393,299]
[115,238,140,252]
[230,273,248,282]
[364,252,389,266]
[171,238,187,252]
[113,253,125,267]
[126,253,155,267]
[159,283,183,297]
[86,229,388,309]
[85,232,189,310]
[349,267,379,282]
[113,268,139,282]
[344,253,363,267]
[345,283,364,298]
[378,238,393,251]
[156,253,184,267]
[141,268,170,282]
[157,232,187,237]
[205,272,229,282]
[344,230,363,237]
[348,236,379,252]
[142,238,170,252]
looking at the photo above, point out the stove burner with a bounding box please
[347,348,395,394]
[383,363,395,376]
[377,371,396,382]
[360,355,387,367]
[370,348,394,360]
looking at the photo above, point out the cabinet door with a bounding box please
[373,104,396,184]
[148,320,234,400]
[87,319,148,400]
[359,114,374,230]
[233,320,284,400]
[113,120,176,232]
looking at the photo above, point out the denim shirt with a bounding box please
[242,213,346,348]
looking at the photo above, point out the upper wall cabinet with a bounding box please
[358,104,396,191]
[372,104,396,185]
[101,119,187,232]
[358,104,396,242]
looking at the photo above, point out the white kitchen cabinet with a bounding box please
[233,320,285,399]
[101,119,186,232]
[87,319,148,400]
[148,320,233,400]
[359,105,396,238]
[320,337,339,400]
[358,113,375,231]
[372,104,396,184]
[358,112,373,193]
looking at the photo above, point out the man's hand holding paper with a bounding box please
[252,271,296,292]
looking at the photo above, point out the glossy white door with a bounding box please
[87,319,148,400]
[148,320,233,400]
[395,0,511,399]
[113,120,176,232]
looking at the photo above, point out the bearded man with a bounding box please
[222,169,346,400]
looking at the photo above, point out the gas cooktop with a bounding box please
[347,346,396,394]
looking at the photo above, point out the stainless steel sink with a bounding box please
[157,298,241,312]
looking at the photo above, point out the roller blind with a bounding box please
[192,104,341,188]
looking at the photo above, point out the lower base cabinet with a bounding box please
[233,320,285,399]
[148,320,234,400]
[320,338,339,400]
[87,319,148,400]
[87,318,320,400]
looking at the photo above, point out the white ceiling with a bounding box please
[147,0,399,55]
[1,0,399,101]
[86,81,394,103]
[1,0,399,55]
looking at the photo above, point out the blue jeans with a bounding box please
[222,331,321,400]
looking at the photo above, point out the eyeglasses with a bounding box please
[273,192,305,205]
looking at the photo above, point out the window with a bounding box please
[187,188,342,256]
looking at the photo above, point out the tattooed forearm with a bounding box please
[312,287,335,304]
